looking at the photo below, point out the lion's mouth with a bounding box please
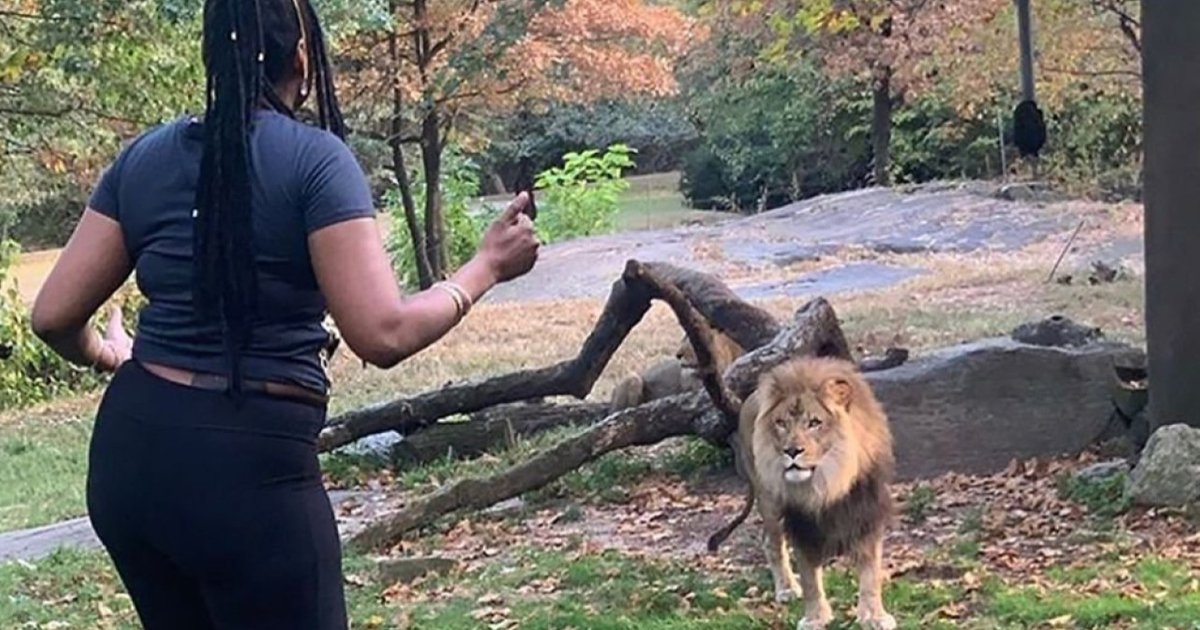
[783,463,815,483]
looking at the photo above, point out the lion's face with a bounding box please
[675,333,744,372]
[755,379,847,485]
[745,357,894,509]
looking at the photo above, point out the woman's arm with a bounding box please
[309,193,539,369]
[31,209,134,372]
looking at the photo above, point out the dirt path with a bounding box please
[0,490,371,563]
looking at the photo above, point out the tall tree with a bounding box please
[0,0,201,244]
[939,0,1141,115]
[340,0,695,287]
[1141,0,1200,431]
[731,0,1001,187]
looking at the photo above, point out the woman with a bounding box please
[30,0,538,628]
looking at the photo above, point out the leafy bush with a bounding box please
[478,99,697,188]
[1056,471,1131,518]
[1041,91,1143,201]
[385,146,488,289]
[534,144,636,243]
[0,241,102,409]
[887,89,1003,185]
[680,64,870,211]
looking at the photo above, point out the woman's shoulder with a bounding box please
[115,116,190,159]
[257,111,349,152]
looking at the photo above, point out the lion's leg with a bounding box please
[758,503,801,602]
[852,534,896,630]
[795,550,833,630]
[608,373,645,412]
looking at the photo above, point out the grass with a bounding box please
[1057,472,1132,519]
[903,484,937,525]
[6,546,1200,630]
[983,557,1200,629]
[323,431,728,509]
[0,406,94,532]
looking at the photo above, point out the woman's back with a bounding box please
[91,110,374,393]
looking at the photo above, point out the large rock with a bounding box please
[1010,315,1104,348]
[1127,424,1200,507]
[865,338,1144,480]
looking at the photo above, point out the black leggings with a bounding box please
[87,361,346,629]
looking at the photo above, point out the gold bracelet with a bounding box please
[432,283,465,320]
[441,281,473,317]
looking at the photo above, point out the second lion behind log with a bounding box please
[608,331,745,412]
[711,356,898,630]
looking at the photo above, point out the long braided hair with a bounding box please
[195,0,344,394]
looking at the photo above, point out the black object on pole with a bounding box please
[1013,100,1047,158]
[1012,0,1047,164]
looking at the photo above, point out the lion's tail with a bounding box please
[707,487,755,553]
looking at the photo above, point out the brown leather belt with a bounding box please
[139,362,328,406]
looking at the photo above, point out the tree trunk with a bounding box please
[1141,0,1200,431]
[391,402,610,467]
[871,66,894,187]
[420,111,449,279]
[410,0,447,280]
[389,1,433,289]
[347,393,716,552]
[317,262,781,452]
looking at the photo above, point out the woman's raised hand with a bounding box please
[477,192,540,283]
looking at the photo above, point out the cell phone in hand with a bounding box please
[521,187,537,220]
[514,160,537,221]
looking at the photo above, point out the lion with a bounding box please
[710,356,896,630]
[608,332,744,412]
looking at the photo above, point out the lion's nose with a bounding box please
[784,447,803,458]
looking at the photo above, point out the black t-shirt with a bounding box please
[89,110,375,394]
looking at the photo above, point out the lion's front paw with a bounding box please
[795,603,833,630]
[774,584,801,603]
[795,617,830,630]
[856,611,897,630]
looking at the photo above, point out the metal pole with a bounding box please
[1016,0,1036,102]
[997,110,1008,181]
[1142,0,1200,431]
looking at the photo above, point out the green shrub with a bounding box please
[1041,90,1143,201]
[534,144,636,243]
[385,146,488,289]
[679,63,870,211]
[1056,472,1130,518]
[0,241,102,409]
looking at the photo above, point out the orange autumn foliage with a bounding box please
[341,0,699,127]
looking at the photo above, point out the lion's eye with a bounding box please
[774,417,787,429]
[807,417,822,429]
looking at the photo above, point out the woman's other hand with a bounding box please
[478,192,540,284]
[102,305,133,367]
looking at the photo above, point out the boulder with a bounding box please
[375,556,458,584]
[1010,315,1103,348]
[1127,424,1200,507]
[866,338,1144,480]
[1075,460,1130,482]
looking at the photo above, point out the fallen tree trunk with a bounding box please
[319,261,781,453]
[390,402,609,467]
[347,392,714,552]
[347,276,852,550]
